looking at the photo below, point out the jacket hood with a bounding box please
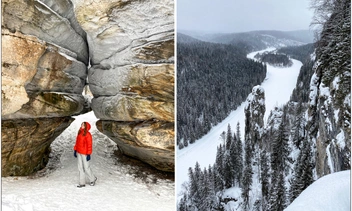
[85,122,91,131]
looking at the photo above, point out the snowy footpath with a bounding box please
[2,112,175,211]
[176,48,302,195]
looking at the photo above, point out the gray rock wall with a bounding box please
[244,85,266,145]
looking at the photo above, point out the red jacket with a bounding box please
[74,122,92,155]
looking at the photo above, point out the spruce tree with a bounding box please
[224,151,234,188]
[230,134,238,186]
[271,108,290,174]
[178,192,188,211]
[235,122,244,187]
[188,162,203,209]
[215,145,225,191]
[289,139,314,202]
[260,150,270,210]
[241,137,253,209]
[267,172,286,211]
[208,164,215,193]
[200,167,216,210]
[188,167,197,203]
[268,107,290,210]
[226,124,233,150]
[292,103,305,149]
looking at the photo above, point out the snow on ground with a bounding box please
[285,170,351,211]
[176,48,302,195]
[2,112,175,211]
[222,187,242,210]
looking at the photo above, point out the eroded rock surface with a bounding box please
[2,117,73,176]
[2,0,88,176]
[97,120,174,171]
[2,0,175,175]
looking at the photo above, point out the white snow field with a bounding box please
[2,112,175,211]
[176,48,302,195]
[285,170,351,211]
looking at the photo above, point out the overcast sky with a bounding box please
[177,0,314,33]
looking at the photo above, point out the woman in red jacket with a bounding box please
[74,122,97,188]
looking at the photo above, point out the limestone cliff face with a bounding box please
[1,0,88,176]
[307,0,350,177]
[71,0,175,172]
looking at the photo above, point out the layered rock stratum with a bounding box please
[2,0,175,175]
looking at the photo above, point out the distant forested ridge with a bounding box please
[277,43,315,62]
[206,30,311,53]
[177,41,266,148]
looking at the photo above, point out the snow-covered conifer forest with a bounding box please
[177,0,350,210]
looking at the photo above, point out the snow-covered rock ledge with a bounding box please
[285,170,350,211]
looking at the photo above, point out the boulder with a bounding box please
[97,120,174,172]
[2,117,74,176]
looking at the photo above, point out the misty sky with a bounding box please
[177,0,314,33]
